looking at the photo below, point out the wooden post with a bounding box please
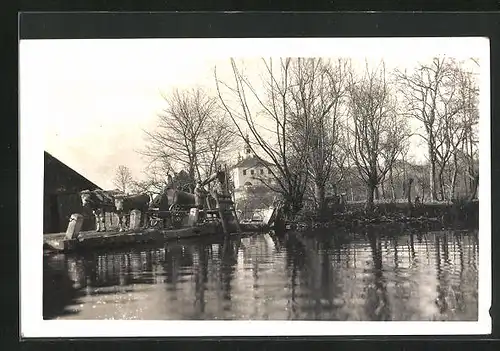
[232,209,242,233]
[212,189,242,234]
[263,206,276,226]
[65,213,84,240]
[129,210,142,230]
[187,208,200,227]
[407,178,414,205]
[216,194,229,234]
[407,178,414,217]
[224,164,230,194]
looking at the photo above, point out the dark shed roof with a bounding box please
[44,151,101,194]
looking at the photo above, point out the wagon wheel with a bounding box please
[147,210,162,228]
[169,204,183,218]
[169,204,184,228]
[149,217,161,228]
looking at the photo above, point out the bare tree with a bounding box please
[382,141,410,201]
[287,58,350,214]
[141,87,223,192]
[131,179,160,196]
[395,57,461,201]
[131,153,176,195]
[215,58,309,218]
[455,62,479,200]
[433,62,473,201]
[198,113,238,182]
[113,165,134,194]
[346,61,409,209]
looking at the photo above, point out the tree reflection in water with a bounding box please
[43,228,479,321]
[193,244,209,316]
[365,231,390,321]
[218,235,238,313]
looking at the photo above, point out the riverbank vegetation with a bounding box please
[289,198,479,232]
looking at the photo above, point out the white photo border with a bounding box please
[19,37,491,337]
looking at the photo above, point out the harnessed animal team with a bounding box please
[79,189,153,232]
[79,169,228,232]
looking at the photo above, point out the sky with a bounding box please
[19,38,488,190]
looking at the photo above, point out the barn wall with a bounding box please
[43,152,101,234]
[44,192,98,234]
[54,193,96,232]
[43,194,53,234]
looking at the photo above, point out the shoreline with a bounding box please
[284,200,479,233]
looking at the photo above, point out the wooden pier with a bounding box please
[43,217,271,254]
[43,222,222,254]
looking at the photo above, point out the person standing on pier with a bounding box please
[194,181,207,209]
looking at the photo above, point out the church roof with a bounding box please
[233,156,274,169]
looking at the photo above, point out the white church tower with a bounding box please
[231,134,275,202]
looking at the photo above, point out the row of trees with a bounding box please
[214,57,479,217]
[114,56,479,219]
[395,58,480,202]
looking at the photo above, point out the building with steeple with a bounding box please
[231,135,277,203]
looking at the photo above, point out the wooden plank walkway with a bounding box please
[43,222,226,254]
[44,229,132,241]
[44,221,269,241]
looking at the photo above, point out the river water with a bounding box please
[43,229,478,321]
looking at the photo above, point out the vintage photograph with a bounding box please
[20,37,490,336]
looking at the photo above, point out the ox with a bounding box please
[114,193,150,232]
[149,187,220,211]
[80,189,116,232]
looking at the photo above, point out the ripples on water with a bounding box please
[43,229,479,321]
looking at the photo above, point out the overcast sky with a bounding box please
[19,38,487,190]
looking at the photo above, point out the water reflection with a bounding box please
[43,229,479,321]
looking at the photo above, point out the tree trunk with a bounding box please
[402,159,408,200]
[470,174,479,201]
[349,179,354,202]
[438,168,445,201]
[449,153,458,200]
[450,169,458,201]
[291,197,304,219]
[366,182,376,210]
[428,144,438,201]
[389,168,396,201]
[283,193,304,221]
[188,162,196,193]
[314,182,326,217]
[463,169,469,198]
[190,140,199,193]
[468,131,475,196]
[407,178,414,205]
